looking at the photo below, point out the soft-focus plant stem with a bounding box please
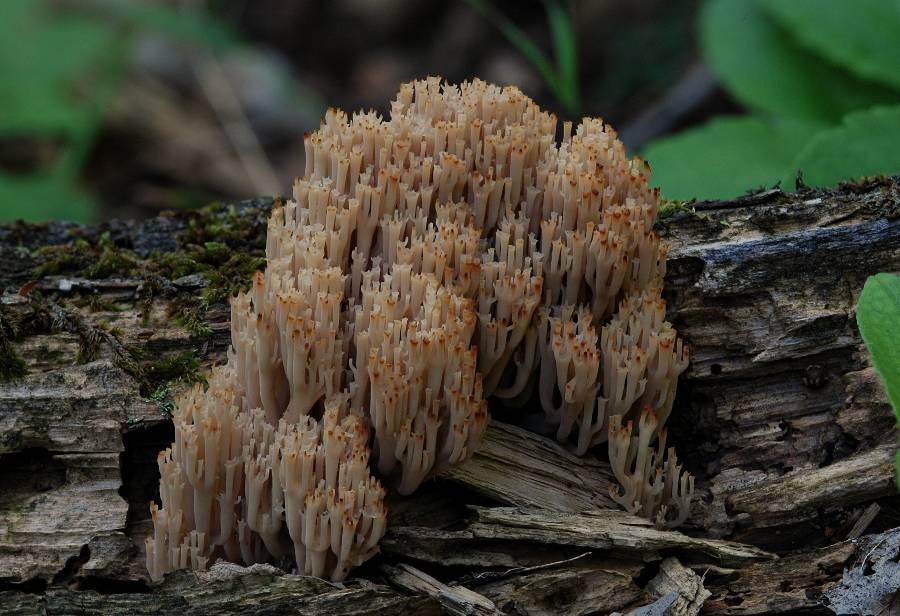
[462,0,581,117]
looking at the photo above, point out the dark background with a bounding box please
[3,0,727,222]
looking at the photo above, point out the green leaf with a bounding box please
[786,106,900,188]
[857,273,900,425]
[641,116,819,201]
[761,0,900,91]
[701,0,898,123]
[0,173,96,223]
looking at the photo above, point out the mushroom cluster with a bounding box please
[148,76,693,582]
[146,366,387,582]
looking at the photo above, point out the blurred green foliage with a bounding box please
[643,0,900,200]
[761,0,900,92]
[856,273,900,485]
[463,0,581,117]
[0,0,240,223]
[699,0,894,124]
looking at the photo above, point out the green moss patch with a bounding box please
[29,200,271,341]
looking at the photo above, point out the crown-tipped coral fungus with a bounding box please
[148,76,692,583]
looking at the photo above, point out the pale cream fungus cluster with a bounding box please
[147,77,693,582]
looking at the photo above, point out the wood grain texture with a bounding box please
[0,563,441,615]
[0,181,897,612]
[442,420,617,511]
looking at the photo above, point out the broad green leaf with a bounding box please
[641,116,819,201]
[0,173,96,223]
[786,106,900,188]
[856,273,900,427]
[701,0,898,123]
[761,0,900,91]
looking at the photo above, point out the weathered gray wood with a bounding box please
[847,503,881,540]
[0,449,126,583]
[471,555,647,615]
[702,538,857,614]
[644,557,710,616]
[659,182,899,545]
[617,592,679,616]
[0,562,441,615]
[821,527,900,616]
[381,563,500,616]
[442,420,616,511]
[726,443,896,529]
[0,181,897,611]
[384,507,774,569]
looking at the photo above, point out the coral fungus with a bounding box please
[148,76,692,582]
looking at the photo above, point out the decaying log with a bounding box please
[381,563,500,616]
[644,557,711,616]
[726,443,895,530]
[821,527,900,615]
[469,553,646,615]
[442,420,617,511]
[383,507,774,569]
[0,563,441,615]
[0,181,898,613]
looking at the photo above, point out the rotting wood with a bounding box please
[726,443,896,529]
[381,563,500,616]
[702,538,858,615]
[383,507,774,569]
[821,527,900,615]
[0,180,897,612]
[644,557,710,616]
[847,502,881,540]
[0,562,441,615]
[465,553,647,615]
[614,592,679,616]
[442,420,616,511]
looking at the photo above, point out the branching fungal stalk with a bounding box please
[148,76,694,584]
